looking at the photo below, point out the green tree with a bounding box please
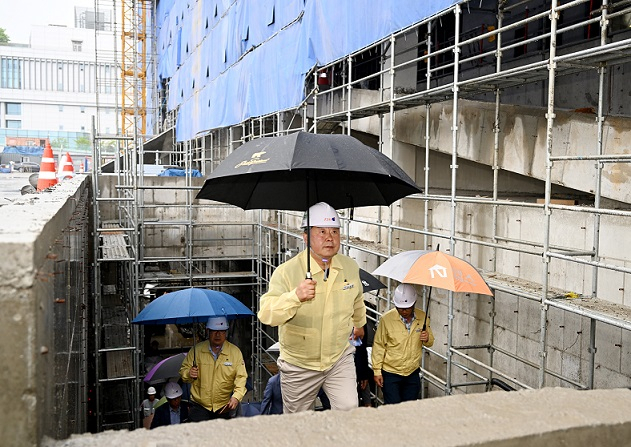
[75,136,91,151]
[51,137,68,149]
[0,28,10,44]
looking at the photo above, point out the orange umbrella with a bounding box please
[372,248,493,328]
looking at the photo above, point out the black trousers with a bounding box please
[188,400,233,422]
[382,369,420,405]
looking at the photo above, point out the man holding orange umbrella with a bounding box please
[371,284,434,404]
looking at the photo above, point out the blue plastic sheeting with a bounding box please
[156,0,459,141]
[158,168,202,177]
[2,146,45,156]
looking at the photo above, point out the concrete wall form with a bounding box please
[0,176,92,446]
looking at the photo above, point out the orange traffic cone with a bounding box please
[59,152,75,180]
[37,142,58,191]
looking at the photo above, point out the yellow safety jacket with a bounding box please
[180,340,247,412]
[258,250,367,371]
[372,307,435,377]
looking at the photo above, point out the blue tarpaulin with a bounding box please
[158,168,202,177]
[155,0,459,141]
[2,146,44,156]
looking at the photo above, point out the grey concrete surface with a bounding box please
[45,388,631,447]
[0,172,38,201]
[0,175,90,447]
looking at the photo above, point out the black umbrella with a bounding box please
[196,131,422,275]
[359,268,386,293]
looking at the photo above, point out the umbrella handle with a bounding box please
[422,286,432,331]
[421,244,440,330]
[192,323,197,368]
[421,244,438,331]
[305,174,311,279]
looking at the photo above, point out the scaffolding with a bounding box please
[228,0,631,397]
[90,0,631,427]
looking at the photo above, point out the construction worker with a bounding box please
[372,283,434,404]
[150,382,189,428]
[179,316,248,421]
[140,386,157,429]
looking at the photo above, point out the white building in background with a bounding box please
[0,6,118,157]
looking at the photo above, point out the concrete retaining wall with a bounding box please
[43,388,631,447]
[0,175,92,447]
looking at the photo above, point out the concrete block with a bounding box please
[494,292,519,332]
[596,266,625,305]
[550,258,589,297]
[515,335,542,388]
[599,214,631,262]
[593,364,631,389]
[621,328,631,377]
[545,346,563,386]
[546,305,565,352]
[517,296,542,340]
[495,245,522,280]
[451,311,473,347]
[594,322,623,374]
[470,317,491,347]
[560,351,583,386]
[493,324,518,356]
[470,294,493,326]
[561,309,585,358]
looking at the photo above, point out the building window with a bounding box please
[81,126,85,131]
[6,120,21,129]
[59,105,64,112]
[59,125,64,131]
[72,40,83,52]
[80,106,86,113]
[5,103,21,115]
[1,57,22,89]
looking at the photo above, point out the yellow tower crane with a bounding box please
[121,0,150,137]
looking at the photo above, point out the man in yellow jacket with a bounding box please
[179,316,247,421]
[372,283,434,404]
[258,202,367,413]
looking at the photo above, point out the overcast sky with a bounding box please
[0,0,95,44]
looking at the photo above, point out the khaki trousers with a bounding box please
[279,345,358,413]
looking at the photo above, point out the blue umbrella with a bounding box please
[132,288,254,366]
[132,288,254,325]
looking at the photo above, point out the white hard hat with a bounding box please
[206,316,229,330]
[393,284,417,308]
[164,382,182,399]
[301,202,341,228]
[147,386,156,395]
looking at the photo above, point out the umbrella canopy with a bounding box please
[195,131,422,276]
[144,353,187,383]
[132,287,254,325]
[359,268,387,293]
[195,131,421,211]
[373,249,493,331]
[133,288,254,366]
[372,250,493,296]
